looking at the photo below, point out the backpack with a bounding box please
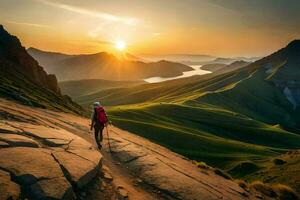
[95,106,108,124]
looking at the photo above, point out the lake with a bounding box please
[144,65,212,83]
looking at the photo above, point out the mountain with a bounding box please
[0,27,60,94]
[0,25,85,115]
[201,61,250,74]
[138,54,260,65]
[197,40,300,129]
[200,63,227,72]
[61,40,300,193]
[28,48,193,81]
[27,47,72,71]
[210,57,260,65]
[138,54,216,65]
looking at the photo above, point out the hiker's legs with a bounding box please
[99,125,104,142]
[94,127,101,146]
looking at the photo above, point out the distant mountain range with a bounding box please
[0,25,84,114]
[201,60,250,74]
[138,54,260,65]
[28,48,193,81]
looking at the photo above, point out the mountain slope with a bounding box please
[0,26,60,94]
[0,25,85,115]
[202,61,250,74]
[28,48,193,81]
[197,40,300,130]
[59,79,144,102]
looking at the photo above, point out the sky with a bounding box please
[0,0,300,57]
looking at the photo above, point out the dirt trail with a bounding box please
[81,129,161,200]
[0,99,257,200]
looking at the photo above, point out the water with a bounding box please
[144,65,211,83]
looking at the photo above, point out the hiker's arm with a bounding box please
[90,121,94,130]
[90,109,95,130]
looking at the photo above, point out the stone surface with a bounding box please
[52,151,100,188]
[0,133,39,147]
[68,149,102,165]
[117,185,129,199]
[0,147,64,185]
[0,169,20,200]
[103,172,113,181]
[21,124,75,140]
[0,122,21,133]
[0,100,103,199]
[45,138,71,147]
[0,140,9,147]
[105,128,257,200]
[30,177,74,200]
[68,138,93,150]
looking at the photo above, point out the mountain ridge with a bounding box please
[0,25,60,93]
[0,25,85,115]
[28,47,193,81]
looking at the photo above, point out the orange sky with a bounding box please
[1,0,300,57]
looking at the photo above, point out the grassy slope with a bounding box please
[228,150,300,193]
[78,64,299,169]
[0,69,86,116]
[108,103,300,168]
[59,79,143,105]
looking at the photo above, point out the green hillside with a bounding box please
[59,79,143,105]
[108,103,300,168]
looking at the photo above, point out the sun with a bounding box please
[115,40,126,51]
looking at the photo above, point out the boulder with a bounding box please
[21,124,75,140]
[68,138,93,150]
[45,138,71,147]
[0,147,64,185]
[67,149,102,165]
[116,185,129,199]
[52,151,101,188]
[30,177,74,200]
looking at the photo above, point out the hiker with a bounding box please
[90,101,108,149]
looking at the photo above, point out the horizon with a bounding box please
[1,0,300,57]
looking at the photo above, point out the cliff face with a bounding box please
[0,25,60,93]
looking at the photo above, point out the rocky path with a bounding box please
[0,98,258,200]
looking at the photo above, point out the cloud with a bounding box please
[6,21,51,28]
[35,0,139,25]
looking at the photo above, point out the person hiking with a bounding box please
[90,101,108,149]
